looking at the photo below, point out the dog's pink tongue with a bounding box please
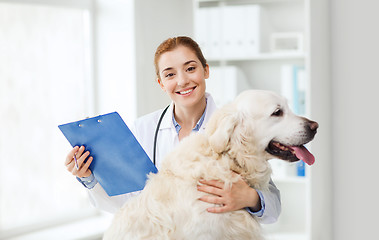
[292,146,315,165]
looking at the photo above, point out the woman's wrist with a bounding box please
[248,188,262,212]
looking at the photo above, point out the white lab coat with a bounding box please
[86,93,281,224]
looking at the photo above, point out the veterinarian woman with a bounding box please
[65,36,281,224]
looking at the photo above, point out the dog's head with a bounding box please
[206,90,318,166]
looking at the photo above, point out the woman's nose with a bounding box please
[177,72,189,86]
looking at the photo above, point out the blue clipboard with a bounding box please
[58,112,158,196]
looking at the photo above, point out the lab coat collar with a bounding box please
[159,92,218,133]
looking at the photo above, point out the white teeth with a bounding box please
[274,142,289,151]
[179,89,193,95]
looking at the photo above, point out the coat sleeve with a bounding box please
[257,179,281,224]
[86,183,141,213]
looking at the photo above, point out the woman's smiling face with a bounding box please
[157,45,209,109]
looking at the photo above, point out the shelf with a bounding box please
[265,232,308,240]
[197,0,304,5]
[207,52,305,63]
[272,175,308,184]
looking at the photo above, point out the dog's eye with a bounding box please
[271,109,283,117]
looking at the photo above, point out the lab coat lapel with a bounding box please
[200,93,218,133]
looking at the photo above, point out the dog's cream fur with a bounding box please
[103,90,317,240]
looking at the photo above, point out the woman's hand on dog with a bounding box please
[65,146,93,178]
[197,175,261,213]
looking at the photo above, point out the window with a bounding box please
[0,0,97,234]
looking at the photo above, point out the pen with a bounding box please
[74,153,79,170]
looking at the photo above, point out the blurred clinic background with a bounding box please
[0,0,378,239]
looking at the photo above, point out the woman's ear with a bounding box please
[204,64,210,79]
[157,78,165,91]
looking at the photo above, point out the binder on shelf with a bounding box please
[222,5,264,58]
[195,7,210,57]
[206,66,250,107]
[58,112,158,196]
[281,64,307,116]
[208,7,222,59]
[195,7,222,59]
[281,64,308,177]
[195,4,269,59]
[221,5,245,58]
[245,5,271,56]
[297,160,306,177]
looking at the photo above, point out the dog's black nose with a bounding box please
[309,121,319,131]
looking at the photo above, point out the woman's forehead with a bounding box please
[158,46,199,68]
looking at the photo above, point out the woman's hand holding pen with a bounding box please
[65,146,93,178]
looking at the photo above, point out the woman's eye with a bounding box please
[271,109,283,117]
[165,73,174,78]
[187,66,195,72]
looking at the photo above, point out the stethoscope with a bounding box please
[153,105,170,166]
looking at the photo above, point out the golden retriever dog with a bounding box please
[103,90,318,240]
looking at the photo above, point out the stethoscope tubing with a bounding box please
[153,105,170,166]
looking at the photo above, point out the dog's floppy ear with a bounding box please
[206,107,239,153]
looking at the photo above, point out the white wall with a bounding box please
[308,0,333,238]
[134,0,194,116]
[94,0,194,121]
[95,0,136,124]
[331,0,379,239]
